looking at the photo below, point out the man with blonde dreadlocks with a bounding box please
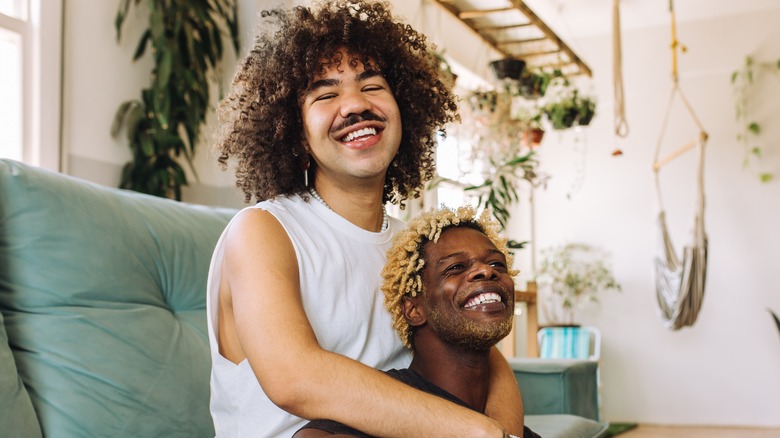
[295,206,540,438]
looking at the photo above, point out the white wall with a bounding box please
[509,7,780,428]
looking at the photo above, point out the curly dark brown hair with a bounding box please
[214,0,459,205]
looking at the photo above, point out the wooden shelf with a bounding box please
[431,0,592,77]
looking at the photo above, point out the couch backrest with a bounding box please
[0,159,237,437]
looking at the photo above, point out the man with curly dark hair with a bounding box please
[206,1,524,436]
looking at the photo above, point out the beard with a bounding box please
[425,298,514,352]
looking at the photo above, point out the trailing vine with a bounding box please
[731,55,780,183]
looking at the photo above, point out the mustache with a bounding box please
[332,111,387,133]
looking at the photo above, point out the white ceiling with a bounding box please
[523,0,780,41]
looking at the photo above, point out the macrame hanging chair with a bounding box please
[652,0,709,330]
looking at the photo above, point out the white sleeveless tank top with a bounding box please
[206,194,411,437]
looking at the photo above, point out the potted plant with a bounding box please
[464,151,547,229]
[543,94,580,130]
[489,58,526,81]
[536,243,621,325]
[519,69,559,100]
[520,109,545,148]
[576,95,596,126]
[111,0,240,200]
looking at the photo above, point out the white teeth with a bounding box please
[342,127,377,142]
[464,292,502,309]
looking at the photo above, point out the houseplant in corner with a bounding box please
[111,0,240,200]
[536,243,621,325]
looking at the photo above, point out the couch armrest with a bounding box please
[508,358,600,421]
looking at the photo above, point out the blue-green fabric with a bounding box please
[0,309,42,438]
[0,159,237,437]
[509,358,601,422]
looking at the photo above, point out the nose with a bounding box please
[339,89,372,118]
[468,262,499,281]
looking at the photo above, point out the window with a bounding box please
[0,0,62,170]
[431,129,484,210]
[0,26,23,161]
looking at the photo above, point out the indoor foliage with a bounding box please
[536,243,621,325]
[730,55,780,183]
[111,0,239,200]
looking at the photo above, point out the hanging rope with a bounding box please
[651,0,709,330]
[612,0,629,139]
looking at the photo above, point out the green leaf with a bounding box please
[157,50,173,88]
[751,147,762,157]
[111,100,135,137]
[124,104,146,141]
[115,0,132,41]
[150,6,165,40]
[140,136,155,157]
[759,173,773,183]
[748,122,761,135]
[132,30,151,61]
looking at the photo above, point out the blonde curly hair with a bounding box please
[381,206,518,350]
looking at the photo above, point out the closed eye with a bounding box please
[314,93,337,102]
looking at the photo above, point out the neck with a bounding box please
[408,333,492,412]
[310,179,387,232]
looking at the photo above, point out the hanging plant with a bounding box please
[464,151,548,230]
[489,58,526,81]
[730,55,779,183]
[519,68,560,100]
[576,96,597,126]
[111,0,240,200]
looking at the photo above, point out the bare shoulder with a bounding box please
[224,208,289,249]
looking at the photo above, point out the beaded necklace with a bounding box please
[308,187,388,232]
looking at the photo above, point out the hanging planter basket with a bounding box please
[577,97,596,126]
[489,58,526,81]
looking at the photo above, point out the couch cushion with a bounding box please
[0,159,237,437]
[525,414,608,438]
[0,309,42,438]
[510,358,601,421]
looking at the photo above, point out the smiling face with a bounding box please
[300,49,402,189]
[416,226,515,352]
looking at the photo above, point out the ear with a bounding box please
[402,295,427,328]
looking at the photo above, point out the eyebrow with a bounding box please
[307,69,384,94]
[436,248,504,265]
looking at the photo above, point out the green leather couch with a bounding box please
[0,159,606,437]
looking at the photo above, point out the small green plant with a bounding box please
[730,55,780,183]
[536,243,621,325]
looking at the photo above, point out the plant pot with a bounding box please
[549,108,579,130]
[489,58,526,81]
[522,128,545,148]
[577,111,595,126]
